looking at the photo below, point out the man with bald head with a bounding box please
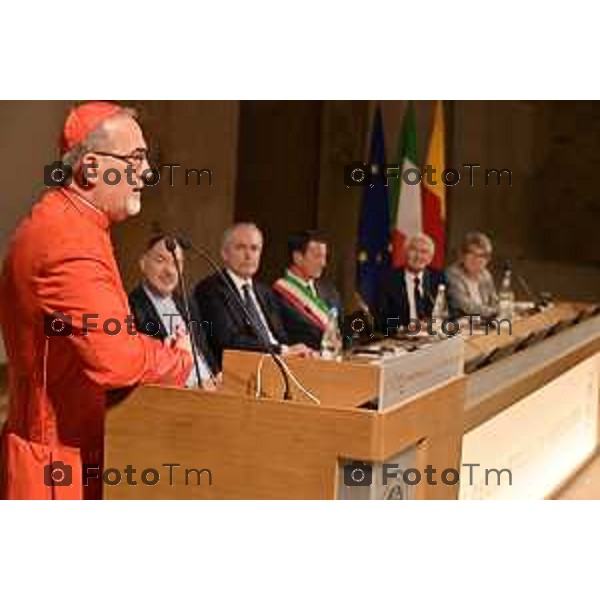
[0,102,193,500]
[193,223,311,368]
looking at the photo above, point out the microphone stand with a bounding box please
[515,273,548,310]
[164,238,204,388]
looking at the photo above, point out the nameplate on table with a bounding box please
[378,336,464,412]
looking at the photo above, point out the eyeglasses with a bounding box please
[468,250,491,260]
[92,149,150,167]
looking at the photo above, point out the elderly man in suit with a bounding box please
[193,223,311,368]
[446,231,498,318]
[128,235,219,389]
[272,230,342,351]
[377,233,445,334]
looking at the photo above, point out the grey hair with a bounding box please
[461,231,493,256]
[61,106,138,170]
[405,232,435,255]
[221,222,263,252]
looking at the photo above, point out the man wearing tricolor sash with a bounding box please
[273,231,342,351]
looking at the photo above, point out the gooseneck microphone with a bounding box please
[164,235,292,400]
[499,258,550,310]
[515,273,551,309]
[164,237,204,387]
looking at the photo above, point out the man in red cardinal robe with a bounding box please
[0,102,194,500]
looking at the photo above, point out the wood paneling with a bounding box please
[234,101,322,285]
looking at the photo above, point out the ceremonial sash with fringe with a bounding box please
[273,270,331,332]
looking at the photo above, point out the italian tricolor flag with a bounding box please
[389,100,446,269]
[422,100,446,269]
[389,101,422,267]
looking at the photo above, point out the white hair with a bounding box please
[221,222,263,252]
[461,231,492,256]
[405,232,435,255]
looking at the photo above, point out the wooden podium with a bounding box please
[104,350,465,499]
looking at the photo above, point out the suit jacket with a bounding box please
[377,267,445,332]
[128,284,218,375]
[446,262,498,319]
[193,270,288,368]
[273,277,342,351]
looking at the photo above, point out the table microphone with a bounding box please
[164,234,293,400]
[497,258,549,310]
[515,272,551,309]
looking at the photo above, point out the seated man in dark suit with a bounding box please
[128,235,219,389]
[193,222,311,367]
[272,230,342,351]
[378,233,445,334]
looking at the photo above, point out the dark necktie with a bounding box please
[241,283,273,345]
[414,275,425,320]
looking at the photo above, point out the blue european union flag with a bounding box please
[356,106,390,311]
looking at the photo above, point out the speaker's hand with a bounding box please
[171,323,192,355]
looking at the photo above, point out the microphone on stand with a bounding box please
[163,234,293,400]
[164,237,204,387]
[517,273,554,310]
[496,257,550,310]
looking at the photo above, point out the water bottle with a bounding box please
[431,283,449,338]
[432,283,449,322]
[320,307,342,361]
[498,264,515,321]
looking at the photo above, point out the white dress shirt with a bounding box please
[225,269,279,345]
[142,283,213,387]
[404,270,424,321]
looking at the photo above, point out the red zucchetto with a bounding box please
[61,101,123,154]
